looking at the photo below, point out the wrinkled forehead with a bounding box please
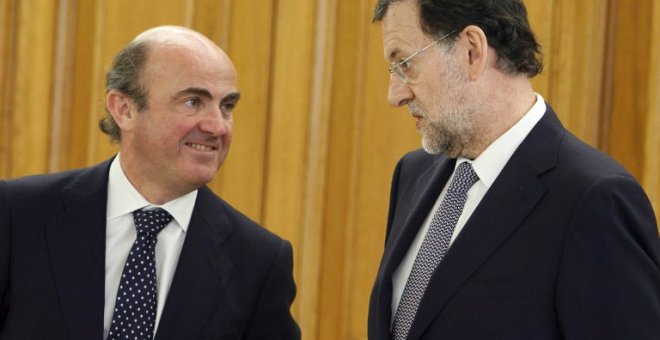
[148,44,234,79]
[380,1,428,61]
[136,45,238,104]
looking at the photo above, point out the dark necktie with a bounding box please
[108,208,173,340]
[393,162,479,340]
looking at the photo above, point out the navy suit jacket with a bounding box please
[0,159,300,339]
[368,107,660,339]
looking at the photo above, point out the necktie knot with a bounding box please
[133,208,173,236]
[447,162,479,194]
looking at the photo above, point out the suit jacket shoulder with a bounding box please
[1,160,301,340]
[1,161,111,339]
[155,187,301,340]
[369,107,660,340]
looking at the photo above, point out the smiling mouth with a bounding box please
[186,143,217,151]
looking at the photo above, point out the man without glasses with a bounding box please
[0,26,300,340]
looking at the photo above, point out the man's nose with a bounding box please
[198,107,230,136]
[387,73,414,107]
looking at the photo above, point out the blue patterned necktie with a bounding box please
[108,208,173,340]
[393,162,479,340]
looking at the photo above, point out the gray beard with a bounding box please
[420,108,475,157]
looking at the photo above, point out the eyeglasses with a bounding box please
[388,30,456,84]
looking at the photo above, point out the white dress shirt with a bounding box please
[391,94,547,322]
[103,154,197,339]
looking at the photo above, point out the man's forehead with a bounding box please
[141,49,238,100]
[380,0,420,30]
[381,1,426,59]
[134,27,235,99]
[145,42,235,76]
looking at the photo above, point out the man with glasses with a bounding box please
[368,1,660,339]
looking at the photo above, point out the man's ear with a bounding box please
[106,89,136,131]
[462,25,489,80]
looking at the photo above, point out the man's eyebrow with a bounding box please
[173,88,240,103]
[173,87,213,100]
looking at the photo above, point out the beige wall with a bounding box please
[1,0,659,339]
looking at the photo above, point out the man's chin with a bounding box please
[182,165,219,187]
[421,137,443,155]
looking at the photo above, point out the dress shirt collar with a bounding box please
[107,154,198,232]
[458,93,546,187]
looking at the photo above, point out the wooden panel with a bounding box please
[49,0,78,172]
[262,0,316,296]
[608,0,652,179]
[546,0,609,146]
[62,0,101,170]
[211,0,275,222]
[9,0,58,177]
[297,0,337,337]
[317,1,369,338]
[644,1,660,219]
[526,0,555,100]
[0,0,17,178]
[261,0,316,237]
[190,0,230,47]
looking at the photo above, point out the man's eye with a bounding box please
[221,102,236,114]
[184,98,201,108]
[399,60,410,72]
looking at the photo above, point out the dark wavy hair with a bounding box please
[99,40,152,143]
[373,0,543,77]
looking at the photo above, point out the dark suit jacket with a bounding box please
[368,107,660,339]
[0,158,301,339]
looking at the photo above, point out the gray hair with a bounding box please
[373,0,543,77]
[99,39,152,143]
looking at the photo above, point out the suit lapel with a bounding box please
[45,160,112,339]
[407,158,546,340]
[155,187,234,339]
[406,108,564,340]
[384,157,456,276]
[373,156,455,339]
